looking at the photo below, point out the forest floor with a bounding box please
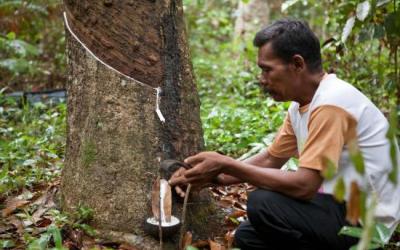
[0,176,250,249]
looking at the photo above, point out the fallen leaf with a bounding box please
[63,240,78,249]
[245,184,256,192]
[119,243,139,250]
[44,187,57,208]
[22,219,33,227]
[65,229,83,248]
[211,187,227,196]
[225,230,235,249]
[32,186,57,208]
[191,240,209,248]
[346,181,361,225]
[233,201,246,210]
[32,206,49,224]
[31,226,49,236]
[0,223,13,234]
[221,196,235,203]
[36,217,52,228]
[209,239,223,250]
[227,209,246,219]
[8,216,24,235]
[31,192,47,207]
[239,192,248,201]
[216,199,233,208]
[81,235,97,249]
[82,245,102,250]
[227,186,240,196]
[0,233,14,239]
[180,231,192,250]
[2,198,29,217]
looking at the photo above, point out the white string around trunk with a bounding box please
[63,11,166,123]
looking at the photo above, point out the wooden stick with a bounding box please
[179,184,192,250]
[159,186,163,250]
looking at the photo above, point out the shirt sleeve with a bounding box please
[267,114,298,158]
[299,105,358,171]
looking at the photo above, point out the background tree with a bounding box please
[234,0,270,40]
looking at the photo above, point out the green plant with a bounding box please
[0,92,66,196]
[339,222,392,249]
[27,225,67,250]
[25,206,95,249]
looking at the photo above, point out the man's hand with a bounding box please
[169,152,232,188]
[168,166,213,197]
[169,167,188,198]
[184,151,230,182]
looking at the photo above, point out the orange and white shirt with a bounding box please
[268,74,400,240]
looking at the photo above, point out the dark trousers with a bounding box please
[234,189,358,250]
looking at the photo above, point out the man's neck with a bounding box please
[296,71,327,106]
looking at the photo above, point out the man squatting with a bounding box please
[169,19,400,250]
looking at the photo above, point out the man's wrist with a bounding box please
[220,155,236,174]
[211,174,223,185]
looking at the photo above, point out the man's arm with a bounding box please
[169,114,298,195]
[174,105,354,200]
[216,149,290,185]
[223,157,322,200]
[176,152,322,200]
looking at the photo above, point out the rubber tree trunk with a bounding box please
[61,0,222,248]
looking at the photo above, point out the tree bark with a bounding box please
[61,0,222,248]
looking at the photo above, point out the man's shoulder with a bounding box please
[311,74,378,119]
[317,75,364,100]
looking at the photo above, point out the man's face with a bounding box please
[257,42,297,102]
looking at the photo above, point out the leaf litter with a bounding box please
[0,171,253,250]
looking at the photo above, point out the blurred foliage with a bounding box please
[282,0,399,112]
[184,0,288,157]
[0,0,65,91]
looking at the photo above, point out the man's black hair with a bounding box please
[253,19,322,73]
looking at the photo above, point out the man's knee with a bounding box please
[234,221,266,250]
[247,189,282,224]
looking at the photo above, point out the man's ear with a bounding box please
[292,54,306,72]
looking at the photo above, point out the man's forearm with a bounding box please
[216,173,242,185]
[216,149,289,185]
[220,158,322,200]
